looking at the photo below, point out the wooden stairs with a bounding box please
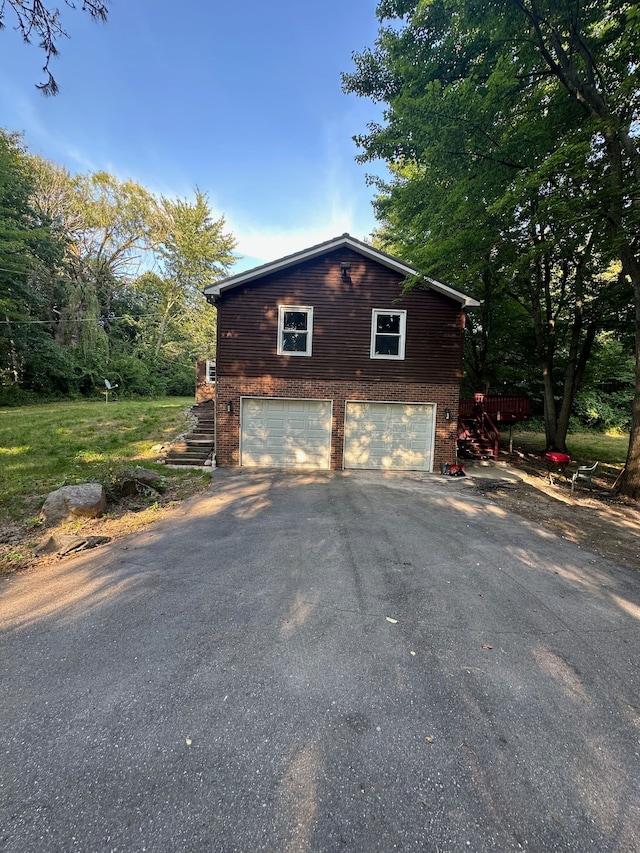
[457,416,499,461]
[164,400,214,467]
[457,395,531,462]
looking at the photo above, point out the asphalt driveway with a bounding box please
[1,469,639,852]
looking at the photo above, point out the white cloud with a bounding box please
[227,135,377,267]
[232,222,351,266]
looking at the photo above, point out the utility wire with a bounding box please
[0,313,173,325]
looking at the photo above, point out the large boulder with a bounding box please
[41,483,107,527]
[115,466,165,496]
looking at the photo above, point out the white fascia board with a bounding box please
[423,276,482,308]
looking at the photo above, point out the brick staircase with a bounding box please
[164,400,214,467]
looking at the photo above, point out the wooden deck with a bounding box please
[458,395,531,460]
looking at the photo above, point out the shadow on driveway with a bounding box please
[1,469,639,852]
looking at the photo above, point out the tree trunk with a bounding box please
[555,321,598,452]
[618,271,640,498]
[528,247,559,450]
[541,365,558,450]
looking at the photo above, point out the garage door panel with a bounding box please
[344,401,434,471]
[266,437,285,448]
[241,398,332,469]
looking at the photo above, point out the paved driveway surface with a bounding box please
[1,470,639,852]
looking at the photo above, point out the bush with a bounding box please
[163,363,195,396]
[0,384,41,407]
[572,390,632,433]
[106,355,166,398]
[512,415,545,433]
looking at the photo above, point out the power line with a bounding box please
[0,313,170,325]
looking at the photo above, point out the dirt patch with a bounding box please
[0,473,211,576]
[473,454,640,572]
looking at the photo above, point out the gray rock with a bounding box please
[40,483,107,526]
[115,466,164,496]
[34,533,111,556]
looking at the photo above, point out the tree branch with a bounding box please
[0,1,109,95]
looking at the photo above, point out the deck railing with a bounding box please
[459,394,531,423]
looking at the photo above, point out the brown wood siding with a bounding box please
[217,248,464,384]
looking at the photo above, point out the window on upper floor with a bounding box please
[205,360,216,384]
[370,309,407,359]
[277,305,313,356]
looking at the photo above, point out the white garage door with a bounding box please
[344,401,435,471]
[240,397,332,469]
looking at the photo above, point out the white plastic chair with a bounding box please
[571,461,598,494]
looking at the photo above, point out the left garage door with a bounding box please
[240,398,332,469]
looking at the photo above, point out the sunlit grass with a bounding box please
[0,397,203,522]
[509,430,628,467]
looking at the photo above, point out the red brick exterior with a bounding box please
[215,376,459,470]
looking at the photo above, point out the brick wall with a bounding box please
[215,377,459,470]
[195,361,216,404]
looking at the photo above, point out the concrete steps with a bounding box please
[164,401,214,467]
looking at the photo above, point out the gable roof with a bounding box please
[203,233,480,308]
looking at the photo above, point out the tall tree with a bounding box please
[508,0,640,495]
[0,1,109,95]
[344,0,640,495]
[2,137,239,399]
[0,130,68,394]
[31,164,162,374]
[151,190,236,358]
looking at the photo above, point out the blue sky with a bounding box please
[0,0,387,271]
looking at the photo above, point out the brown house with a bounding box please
[195,359,216,404]
[203,234,479,471]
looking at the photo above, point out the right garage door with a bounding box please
[344,401,435,471]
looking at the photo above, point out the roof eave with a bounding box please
[424,277,481,308]
[203,233,480,307]
[203,234,417,297]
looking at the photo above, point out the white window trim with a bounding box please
[277,305,313,356]
[205,360,216,384]
[370,308,407,360]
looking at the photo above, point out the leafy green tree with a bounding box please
[31,163,163,385]
[151,190,235,358]
[3,138,238,401]
[574,333,635,432]
[0,130,70,399]
[508,0,640,496]
[106,192,235,395]
[351,39,615,451]
[0,1,109,95]
[345,0,640,493]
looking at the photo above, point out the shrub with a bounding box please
[572,390,632,433]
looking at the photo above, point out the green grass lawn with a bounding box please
[0,397,207,523]
[508,429,629,470]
